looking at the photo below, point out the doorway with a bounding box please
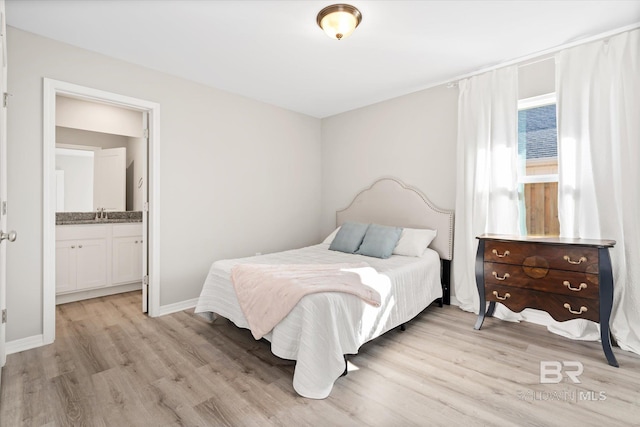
[43,79,160,346]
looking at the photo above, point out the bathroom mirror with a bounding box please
[56,140,145,212]
[56,146,129,212]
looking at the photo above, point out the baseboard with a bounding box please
[56,283,141,305]
[6,334,46,355]
[157,298,198,316]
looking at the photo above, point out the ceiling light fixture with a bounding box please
[316,4,362,41]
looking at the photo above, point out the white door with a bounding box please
[141,113,149,313]
[94,147,126,211]
[0,0,16,374]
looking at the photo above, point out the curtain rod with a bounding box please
[443,22,640,88]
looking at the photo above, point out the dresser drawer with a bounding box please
[483,262,599,299]
[486,283,600,323]
[484,241,599,273]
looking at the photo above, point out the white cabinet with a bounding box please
[75,239,109,289]
[112,224,143,285]
[56,223,142,297]
[56,225,109,294]
[55,240,77,293]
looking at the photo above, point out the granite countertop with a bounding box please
[56,211,143,225]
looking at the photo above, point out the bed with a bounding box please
[194,178,454,399]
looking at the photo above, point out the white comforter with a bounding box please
[194,243,442,399]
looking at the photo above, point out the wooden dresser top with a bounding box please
[477,234,616,248]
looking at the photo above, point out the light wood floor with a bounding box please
[1,292,639,426]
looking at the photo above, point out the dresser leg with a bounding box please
[601,325,619,368]
[475,302,496,330]
[475,239,488,330]
[599,292,618,367]
[486,301,496,317]
[599,247,618,367]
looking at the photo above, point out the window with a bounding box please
[517,93,559,236]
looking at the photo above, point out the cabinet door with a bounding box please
[75,238,108,290]
[112,236,142,285]
[55,240,77,293]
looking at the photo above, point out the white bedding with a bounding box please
[194,243,443,399]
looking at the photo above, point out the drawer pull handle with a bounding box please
[492,249,510,258]
[492,272,510,281]
[563,281,587,291]
[492,291,511,301]
[563,303,588,315]
[564,255,587,265]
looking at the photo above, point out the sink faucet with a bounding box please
[95,207,107,220]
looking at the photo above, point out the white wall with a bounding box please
[320,85,458,237]
[6,27,321,341]
[519,58,555,99]
[56,126,130,149]
[57,95,143,137]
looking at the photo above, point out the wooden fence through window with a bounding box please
[524,182,560,236]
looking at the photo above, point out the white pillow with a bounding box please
[393,228,437,257]
[322,226,341,244]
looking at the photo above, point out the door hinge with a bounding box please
[143,201,149,212]
[143,128,149,139]
[143,275,149,286]
[1,200,6,215]
[3,92,11,108]
[1,309,6,324]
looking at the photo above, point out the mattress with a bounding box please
[194,242,442,399]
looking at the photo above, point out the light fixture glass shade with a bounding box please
[317,4,362,40]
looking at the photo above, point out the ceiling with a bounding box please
[6,1,640,118]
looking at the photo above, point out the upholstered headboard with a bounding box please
[336,178,454,261]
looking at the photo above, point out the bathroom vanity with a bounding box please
[56,212,143,304]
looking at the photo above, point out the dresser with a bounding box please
[474,234,618,367]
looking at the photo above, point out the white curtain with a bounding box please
[453,66,521,317]
[554,29,640,354]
